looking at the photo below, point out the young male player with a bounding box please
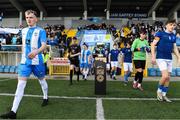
[151,19,180,102]
[0,10,48,119]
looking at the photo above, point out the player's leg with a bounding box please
[123,63,128,85]
[137,60,146,91]
[128,63,133,78]
[106,63,111,75]
[0,64,31,119]
[156,59,169,101]
[75,60,80,82]
[80,64,84,79]
[133,60,140,89]
[70,64,74,85]
[33,64,49,106]
[136,68,143,91]
[113,61,118,80]
[162,61,172,102]
[84,64,89,80]
[75,67,80,81]
[110,62,114,79]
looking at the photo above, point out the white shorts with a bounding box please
[156,59,172,72]
[111,61,118,67]
[123,63,133,72]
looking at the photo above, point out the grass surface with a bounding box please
[0,78,180,119]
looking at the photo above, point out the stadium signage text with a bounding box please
[110,13,148,18]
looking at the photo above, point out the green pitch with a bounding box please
[0,78,180,119]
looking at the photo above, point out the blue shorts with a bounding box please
[18,64,45,78]
[80,63,89,69]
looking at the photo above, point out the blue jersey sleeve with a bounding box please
[40,29,47,43]
[154,31,162,38]
[121,48,125,54]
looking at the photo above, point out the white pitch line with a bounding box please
[96,98,105,120]
[0,78,14,82]
[1,93,180,101]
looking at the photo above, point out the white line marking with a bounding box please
[1,93,180,101]
[96,98,105,120]
[0,78,14,82]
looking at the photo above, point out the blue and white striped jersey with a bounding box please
[21,26,46,65]
[80,49,91,64]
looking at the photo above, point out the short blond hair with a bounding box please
[25,9,38,17]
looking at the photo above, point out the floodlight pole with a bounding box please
[173,11,178,22]
[40,11,43,21]
[83,11,87,20]
[152,11,156,21]
[106,10,110,20]
[19,11,22,27]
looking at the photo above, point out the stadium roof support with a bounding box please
[83,0,87,20]
[9,0,24,12]
[148,0,163,17]
[83,0,87,11]
[32,0,47,17]
[107,0,111,11]
[167,1,180,19]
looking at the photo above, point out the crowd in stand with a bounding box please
[0,21,180,53]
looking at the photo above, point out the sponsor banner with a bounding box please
[110,13,148,18]
[50,58,70,65]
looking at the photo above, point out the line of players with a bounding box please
[68,31,150,90]
[1,9,180,119]
[68,20,180,104]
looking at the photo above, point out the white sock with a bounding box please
[84,72,87,79]
[84,69,89,79]
[157,88,162,93]
[133,81,137,84]
[11,80,27,113]
[162,92,166,96]
[38,79,48,99]
[137,83,141,88]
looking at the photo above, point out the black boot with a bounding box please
[0,111,16,119]
[42,99,49,107]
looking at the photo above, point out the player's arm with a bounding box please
[70,45,81,57]
[108,52,111,63]
[151,36,160,64]
[173,43,180,65]
[37,42,47,53]
[131,39,139,52]
[28,42,47,59]
[70,52,81,57]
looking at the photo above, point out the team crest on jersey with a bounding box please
[34,32,38,36]
[169,36,171,40]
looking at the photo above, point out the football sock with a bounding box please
[135,72,140,81]
[70,70,73,84]
[77,68,80,81]
[124,73,128,82]
[138,71,143,83]
[11,80,27,113]
[38,79,48,99]
[162,86,168,96]
[111,70,114,77]
[157,84,164,93]
[137,83,141,88]
[127,72,131,77]
[113,70,116,77]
